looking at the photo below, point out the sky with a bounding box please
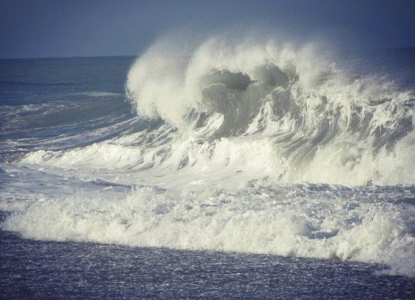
[0,0,414,58]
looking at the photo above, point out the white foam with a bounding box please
[2,185,414,276]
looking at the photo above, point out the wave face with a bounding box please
[1,34,415,277]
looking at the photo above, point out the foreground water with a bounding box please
[2,229,414,300]
[1,34,415,298]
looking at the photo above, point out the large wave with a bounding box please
[124,35,415,186]
[17,35,415,187]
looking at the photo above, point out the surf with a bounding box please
[2,32,415,277]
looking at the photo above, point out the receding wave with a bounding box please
[2,184,415,277]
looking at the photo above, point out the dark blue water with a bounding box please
[0,56,148,161]
[1,229,414,300]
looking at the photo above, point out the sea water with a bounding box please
[1,34,415,299]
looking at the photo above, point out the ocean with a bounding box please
[1,36,415,299]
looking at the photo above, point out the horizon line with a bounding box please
[1,46,415,60]
[0,54,138,60]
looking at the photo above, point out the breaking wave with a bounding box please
[124,35,415,186]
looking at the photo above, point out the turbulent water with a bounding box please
[1,34,415,286]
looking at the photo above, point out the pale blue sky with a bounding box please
[1,0,414,58]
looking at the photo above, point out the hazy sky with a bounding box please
[1,0,414,58]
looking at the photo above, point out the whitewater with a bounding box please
[1,34,415,297]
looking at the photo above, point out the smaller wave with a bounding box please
[2,184,414,277]
[83,91,122,97]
